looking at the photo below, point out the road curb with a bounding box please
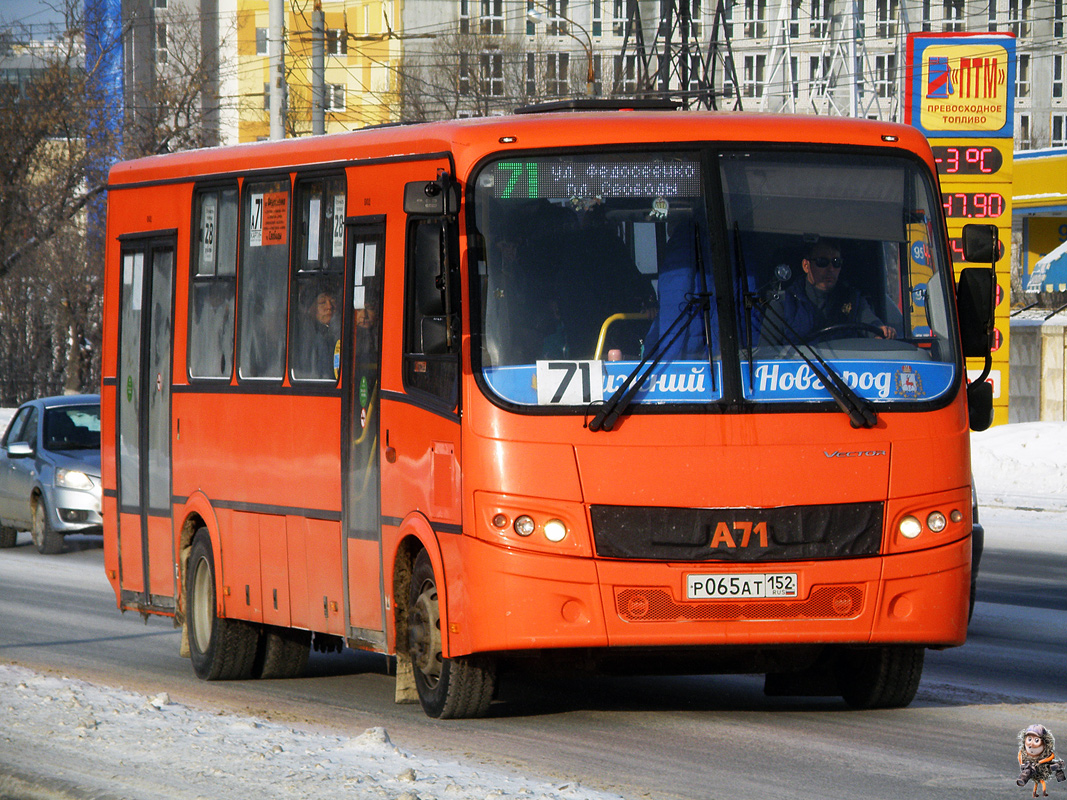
[0,767,123,800]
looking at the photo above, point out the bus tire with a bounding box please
[31,497,64,554]
[187,530,259,681]
[255,626,311,679]
[839,645,924,709]
[408,549,496,719]
[0,525,17,548]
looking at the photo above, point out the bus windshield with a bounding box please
[471,148,958,412]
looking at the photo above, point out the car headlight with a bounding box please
[55,468,94,490]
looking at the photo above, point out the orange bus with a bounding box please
[102,106,996,718]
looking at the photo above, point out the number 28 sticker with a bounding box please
[536,360,605,406]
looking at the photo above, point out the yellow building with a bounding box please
[235,0,401,142]
[1014,149,1067,292]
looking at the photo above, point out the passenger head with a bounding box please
[313,291,336,325]
[802,239,844,292]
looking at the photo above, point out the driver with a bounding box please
[759,238,896,346]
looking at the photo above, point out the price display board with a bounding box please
[906,33,1016,426]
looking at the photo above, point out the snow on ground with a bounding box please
[1,408,1065,799]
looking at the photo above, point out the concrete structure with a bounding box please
[1010,313,1067,422]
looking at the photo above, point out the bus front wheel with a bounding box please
[408,549,496,719]
[187,530,259,681]
[839,645,924,709]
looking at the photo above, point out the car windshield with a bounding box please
[470,148,958,413]
[44,405,101,451]
[472,151,720,408]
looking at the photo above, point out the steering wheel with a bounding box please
[805,323,886,344]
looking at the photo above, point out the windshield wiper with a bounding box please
[756,304,878,429]
[588,291,712,432]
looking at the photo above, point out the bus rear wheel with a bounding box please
[255,626,311,679]
[408,549,496,719]
[187,530,259,681]
[839,645,924,709]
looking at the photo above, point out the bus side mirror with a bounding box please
[961,223,1002,264]
[956,267,995,358]
[404,177,459,216]
[967,380,994,432]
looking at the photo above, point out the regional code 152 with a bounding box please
[686,573,798,600]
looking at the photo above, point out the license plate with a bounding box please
[686,572,798,600]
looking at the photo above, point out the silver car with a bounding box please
[0,395,102,554]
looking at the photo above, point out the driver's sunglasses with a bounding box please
[811,256,844,269]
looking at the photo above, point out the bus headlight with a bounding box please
[543,519,567,542]
[926,511,947,532]
[513,515,536,537]
[899,515,922,539]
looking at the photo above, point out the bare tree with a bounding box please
[0,0,221,404]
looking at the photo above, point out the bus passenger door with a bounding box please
[115,237,176,612]
[342,218,387,646]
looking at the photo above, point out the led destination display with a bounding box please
[485,158,702,200]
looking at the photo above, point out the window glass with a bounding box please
[189,187,238,379]
[290,176,346,382]
[3,407,33,446]
[471,152,719,409]
[403,219,459,405]
[238,178,291,380]
[44,405,101,451]
[22,407,38,449]
[722,150,958,403]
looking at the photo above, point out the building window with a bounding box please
[987,0,997,30]
[263,82,270,110]
[459,52,470,95]
[614,53,637,93]
[460,0,470,34]
[1008,0,1031,37]
[480,51,504,96]
[921,0,932,29]
[810,55,831,95]
[526,52,537,95]
[547,0,570,36]
[326,29,347,56]
[743,54,765,97]
[480,0,503,34]
[256,27,268,55]
[875,54,896,97]
[789,0,802,37]
[687,0,702,37]
[789,56,799,99]
[1052,113,1067,147]
[547,52,569,95]
[1056,0,1064,37]
[810,0,831,36]
[613,0,626,35]
[156,22,168,64]
[876,0,897,36]
[1017,113,1031,150]
[744,0,767,37]
[942,0,965,32]
[593,0,603,36]
[1055,55,1064,100]
[326,84,345,111]
[1017,53,1030,98]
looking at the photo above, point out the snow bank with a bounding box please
[0,664,626,800]
[970,422,1067,510]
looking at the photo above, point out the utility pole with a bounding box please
[269,0,286,139]
[312,0,325,134]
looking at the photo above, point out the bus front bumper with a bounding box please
[447,533,971,658]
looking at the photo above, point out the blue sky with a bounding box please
[0,0,66,34]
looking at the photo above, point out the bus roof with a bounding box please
[107,111,933,188]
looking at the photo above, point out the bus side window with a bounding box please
[237,178,291,381]
[289,175,345,383]
[403,218,458,405]
[188,186,238,381]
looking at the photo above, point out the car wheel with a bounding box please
[186,529,259,681]
[0,525,17,548]
[408,549,496,718]
[31,497,65,555]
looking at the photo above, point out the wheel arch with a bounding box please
[175,493,222,658]
[391,512,447,660]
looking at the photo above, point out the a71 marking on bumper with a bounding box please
[686,572,798,600]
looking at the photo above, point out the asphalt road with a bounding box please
[1,509,1064,800]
